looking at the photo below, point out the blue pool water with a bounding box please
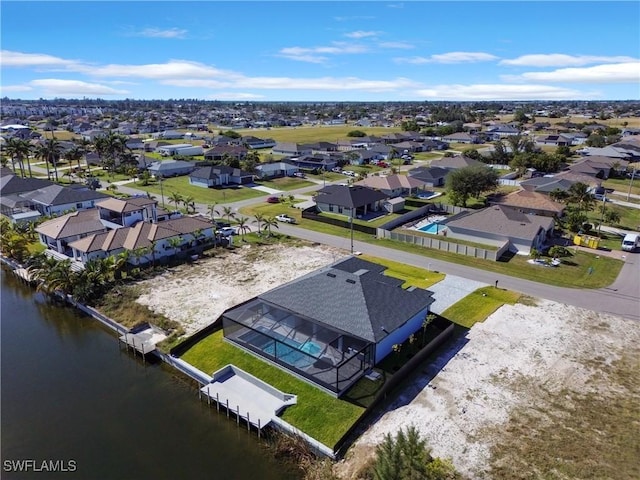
[418,222,443,234]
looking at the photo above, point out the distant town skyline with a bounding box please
[1,1,639,102]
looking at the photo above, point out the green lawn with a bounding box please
[230,125,403,144]
[133,176,264,205]
[180,329,365,447]
[442,286,521,328]
[602,177,640,197]
[359,255,445,289]
[255,177,316,191]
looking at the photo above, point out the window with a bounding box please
[76,203,83,209]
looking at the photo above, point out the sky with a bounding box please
[1,1,639,102]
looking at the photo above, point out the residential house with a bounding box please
[203,145,248,162]
[255,161,299,179]
[96,196,158,228]
[147,160,196,178]
[407,166,450,188]
[241,136,276,149]
[189,166,254,188]
[156,144,203,157]
[566,157,628,180]
[444,205,554,255]
[19,184,109,216]
[488,190,566,217]
[442,132,480,144]
[355,174,427,198]
[485,124,520,139]
[289,154,338,172]
[430,155,484,170]
[69,215,215,265]
[36,208,108,257]
[315,185,388,218]
[221,256,436,396]
[152,130,184,140]
[272,142,313,157]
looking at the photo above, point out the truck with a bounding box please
[621,233,640,252]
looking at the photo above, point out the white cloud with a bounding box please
[415,84,588,100]
[76,60,233,79]
[133,27,188,39]
[1,84,33,92]
[395,52,498,64]
[344,30,380,39]
[500,54,637,67]
[278,42,368,63]
[502,62,640,83]
[207,92,265,100]
[29,79,129,96]
[163,75,420,92]
[1,50,78,67]
[387,3,404,8]
[379,41,415,50]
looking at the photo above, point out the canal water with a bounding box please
[0,269,301,480]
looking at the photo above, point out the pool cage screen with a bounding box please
[222,298,374,396]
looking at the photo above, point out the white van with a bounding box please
[621,233,640,252]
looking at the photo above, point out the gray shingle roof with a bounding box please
[316,185,388,208]
[20,184,108,206]
[259,257,434,343]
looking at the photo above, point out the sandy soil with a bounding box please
[335,300,640,479]
[135,243,347,335]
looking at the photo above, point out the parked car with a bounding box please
[217,227,237,236]
[215,221,231,229]
[266,196,280,203]
[275,214,296,224]
[377,161,389,168]
[292,172,306,178]
[343,170,356,176]
[331,167,342,173]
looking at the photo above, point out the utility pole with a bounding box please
[627,168,636,201]
[350,210,354,254]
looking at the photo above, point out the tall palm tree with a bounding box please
[168,192,183,212]
[222,206,236,223]
[262,216,279,237]
[253,212,265,236]
[4,137,32,177]
[182,195,196,214]
[65,146,84,174]
[567,182,595,212]
[207,203,220,222]
[112,250,131,280]
[236,216,251,238]
[94,131,129,173]
[35,137,63,181]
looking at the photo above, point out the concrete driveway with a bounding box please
[427,276,488,314]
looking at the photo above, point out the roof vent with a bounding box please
[327,272,336,278]
[346,279,356,284]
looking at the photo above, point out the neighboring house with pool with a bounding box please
[220,257,436,397]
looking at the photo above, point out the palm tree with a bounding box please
[65,146,84,174]
[112,250,131,280]
[35,137,63,181]
[222,206,236,223]
[131,246,151,266]
[191,228,205,246]
[207,203,220,222]
[253,212,266,236]
[168,192,183,212]
[94,131,129,173]
[4,137,32,177]
[182,195,196,214]
[262,216,279,237]
[567,182,595,212]
[236,216,251,238]
[167,236,183,258]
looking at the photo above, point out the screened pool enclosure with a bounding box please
[223,298,374,396]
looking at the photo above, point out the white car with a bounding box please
[275,214,296,224]
[217,226,237,236]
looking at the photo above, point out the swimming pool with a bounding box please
[417,222,444,234]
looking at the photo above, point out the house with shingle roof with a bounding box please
[36,209,108,256]
[18,184,109,216]
[488,190,566,217]
[408,166,450,187]
[355,174,426,198]
[221,256,437,396]
[189,165,254,187]
[315,185,388,218]
[430,155,484,170]
[272,142,312,157]
[96,196,158,227]
[444,205,554,255]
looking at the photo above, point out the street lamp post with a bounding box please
[627,168,636,201]
[350,210,354,254]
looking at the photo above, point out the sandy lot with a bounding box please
[336,300,640,479]
[135,243,347,335]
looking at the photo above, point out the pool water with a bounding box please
[418,222,443,234]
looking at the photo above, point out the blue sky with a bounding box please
[1,1,639,101]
